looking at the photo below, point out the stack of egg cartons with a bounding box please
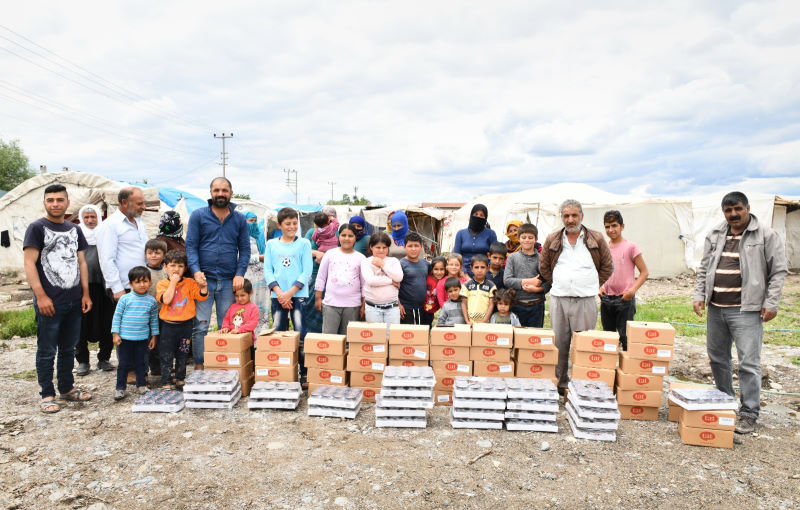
[504,378,559,432]
[202,331,255,397]
[375,365,435,428]
[450,377,507,430]
[670,387,737,449]
[307,386,363,419]
[247,381,302,410]
[132,389,184,413]
[183,369,241,409]
[565,379,620,441]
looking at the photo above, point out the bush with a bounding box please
[0,308,37,339]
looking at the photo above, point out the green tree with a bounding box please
[233,193,251,200]
[0,139,35,191]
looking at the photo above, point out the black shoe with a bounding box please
[76,363,90,376]
[97,360,115,372]
[735,415,756,435]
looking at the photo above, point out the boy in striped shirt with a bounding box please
[111,266,160,400]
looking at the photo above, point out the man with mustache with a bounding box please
[694,191,787,435]
[97,187,148,301]
[540,199,613,394]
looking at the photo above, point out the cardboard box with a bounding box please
[513,328,557,351]
[615,388,662,407]
[345,355,387,374]
[388,324,429,345]
[240,375,255,397]
[469,346,512,362]
[430,325,472,346]
[431,360,473,376]
[304,333,346,355]
[433,373,456,392]
[307,368,347,386]
[204,349,252,368]
[353,386,379,402]
[255,330,300,352]
[619,351,670,375]
[572,330,620,353]
[680,409,736,431]
[346,322,388,343]
[254,364,298,382]
[204,331,253,352]
[253,350,298,367]
[430,345,470,361]
[570,349,617,370]
[471,323,514,347]
[615,369,664,391]
[388,359,429,367]
[668,402,682,422]
[626,342,674,361]
[434,391,453,406]
[348,370,383,388]
[619,404,659,421]
[389,344,429,361]
[516,362,557,379]
[570,365,616,388]
[473,360,514,377]
[627,321,675,345]
[305,352,346,371]
[678,422,734,449]
[350,342,388,356]
[515,348,558,365]
[668,380,707,422]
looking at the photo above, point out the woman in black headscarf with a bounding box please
[452,203,498,276]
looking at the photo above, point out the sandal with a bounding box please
[40,398,60,414]
[60,388,92,402]
[161,384,172,390]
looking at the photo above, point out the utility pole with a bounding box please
[213,133,233,177]
[328,181,336,202]
[284,169,298,204]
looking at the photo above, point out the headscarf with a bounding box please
[322,206,338,218]
[468,204,488,234]
[243,211,266,255]
[505,220,523,253]
[349,215,367,241]
[390,211,409,246]
[159,210,184,239]
[78,204,103,246]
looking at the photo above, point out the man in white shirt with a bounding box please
[96,187,148,300]
[540,199,613,393]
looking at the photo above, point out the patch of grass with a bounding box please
[0,308,36,339]
[11,369,37,381]
[790,355,800,366]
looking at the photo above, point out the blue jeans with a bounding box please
[35,299,83,398]
[512,301,545,328]
[706,305,763,419]
[116,339,149,390]
[272,296,307,374]
[600,295,636,350]
[192,278,235,365]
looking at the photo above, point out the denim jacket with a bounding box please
[185,201,250,280]
[694,214,787,312]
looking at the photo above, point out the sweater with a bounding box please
[315,248,366,307]
[361,256,403,304]
[263,236,313,298]
[503,250,551,302]
[437,299,466,326]
[221,301,260,339]
[156,278,209,322]
[111,292,159,340]
[453,228,498,275]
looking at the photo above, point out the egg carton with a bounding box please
[566,411,616,442]
[249,381,302,400]
[375,399,427,418]
[183,383,242,401]
[308,403,361,419]
[505,377,559,400]
[668,388,738,411]
[375,417,427,428]
[247,398,300,410]
[506,399,559,413]
[380,387,435,398]
[450,411,504,429]
[568,399,622,421]
[452,377,507,399]
[567,382,618,410]
[568,379,616,403]
[565,401,619,431]
[451,407,505,421]
[183,369,239,393]
[307,386,363,409]
[185,391,241,409]
[381,366,436,388]
[131,389,185,413]
[376,396,434,409]
[451,397,507,410]
[505,419,559,433]
[503,410,557,421]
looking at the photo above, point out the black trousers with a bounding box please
[600,294,636,351]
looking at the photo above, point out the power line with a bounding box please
[213,133,233,177]
[149,156,220,185]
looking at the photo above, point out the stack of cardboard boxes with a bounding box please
[388,323,430,368]
[514,327,558,385]
[304,333,347,394]
[569,330,620,389]
[669,387,737,449]
[429,324,472,406]
[253,330,300,385]
[616,321,675,420]
[346,322,388,403]
[471,323,514,378]
[202,331,255,397]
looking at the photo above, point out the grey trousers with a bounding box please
[706,305,763,419]
[322,305,361,336]
[550,295,599,390]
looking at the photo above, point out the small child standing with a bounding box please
[315,224,366,335]
[423,256,447,326]
[435,253,469,309]
[490,288,521,326]
[144,238,167,376]
[399,232,430,325]
[361,231,403,324]
[156,250,209,389]
[436,277,467,326]
[503,223,550,328]
[219,278,259,340]
[111,267,160,400]
[312,211,340,253]
[460,254,496,325]
[487,242,507,290]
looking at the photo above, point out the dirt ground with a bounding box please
[1,273,799,509]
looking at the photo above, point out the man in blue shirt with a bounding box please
[185,177,250,370]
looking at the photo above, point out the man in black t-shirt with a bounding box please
[23,184,93,413]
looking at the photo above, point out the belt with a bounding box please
[366,301,398,309]
[516,298,544,306]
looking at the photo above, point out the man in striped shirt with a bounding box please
[694,191,787,435]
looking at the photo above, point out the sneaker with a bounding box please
[97,360,115,371]
[76,363,90,376]
[735,415,757,435]
[113,389,126,401]
[137,386,149,395]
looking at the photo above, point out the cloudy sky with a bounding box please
[2,1,799,205]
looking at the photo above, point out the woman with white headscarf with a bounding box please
[75,204,115,376]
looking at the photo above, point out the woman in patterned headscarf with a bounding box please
[505,220,523,254]
[157,210,186,253]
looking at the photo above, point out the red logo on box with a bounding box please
[364,374,376,382]
[589,354,602,363]
[631,406,644,415]
[360,359,371,367]
[401,331,414,340]
[402,346,414,355]
[528,336,542,345]
[267,353,279,362]
[483,348,496,357]
[320,370,331,379]
[486,334,498,343]
[401,361,414,367]
[587,370,599,379]
[645,329,659,338]
[443,347,456,356]
[316,355,329,364]
[532,351,544,359]
[636,376,650,385]
[633,392,646,401]
[445,362,457,371]
[531,365,543,374]
[364,389,375,397]
[592,339,603,348]
[268,369,278,377]
[444,332,456,341]
[700,431,715,441]
[640,360,654,369]
[269,339,281,347]
[360,330,373,338]
[443,377,454,386]
[318,341,330,350]
[644,346,657,355]
[216,354,227,362]
[702,413,718,423]
[487,364,499,372]
[362,344,373,353]
[216,338,227,347]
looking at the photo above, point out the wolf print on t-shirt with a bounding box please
[41,227,80,289]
